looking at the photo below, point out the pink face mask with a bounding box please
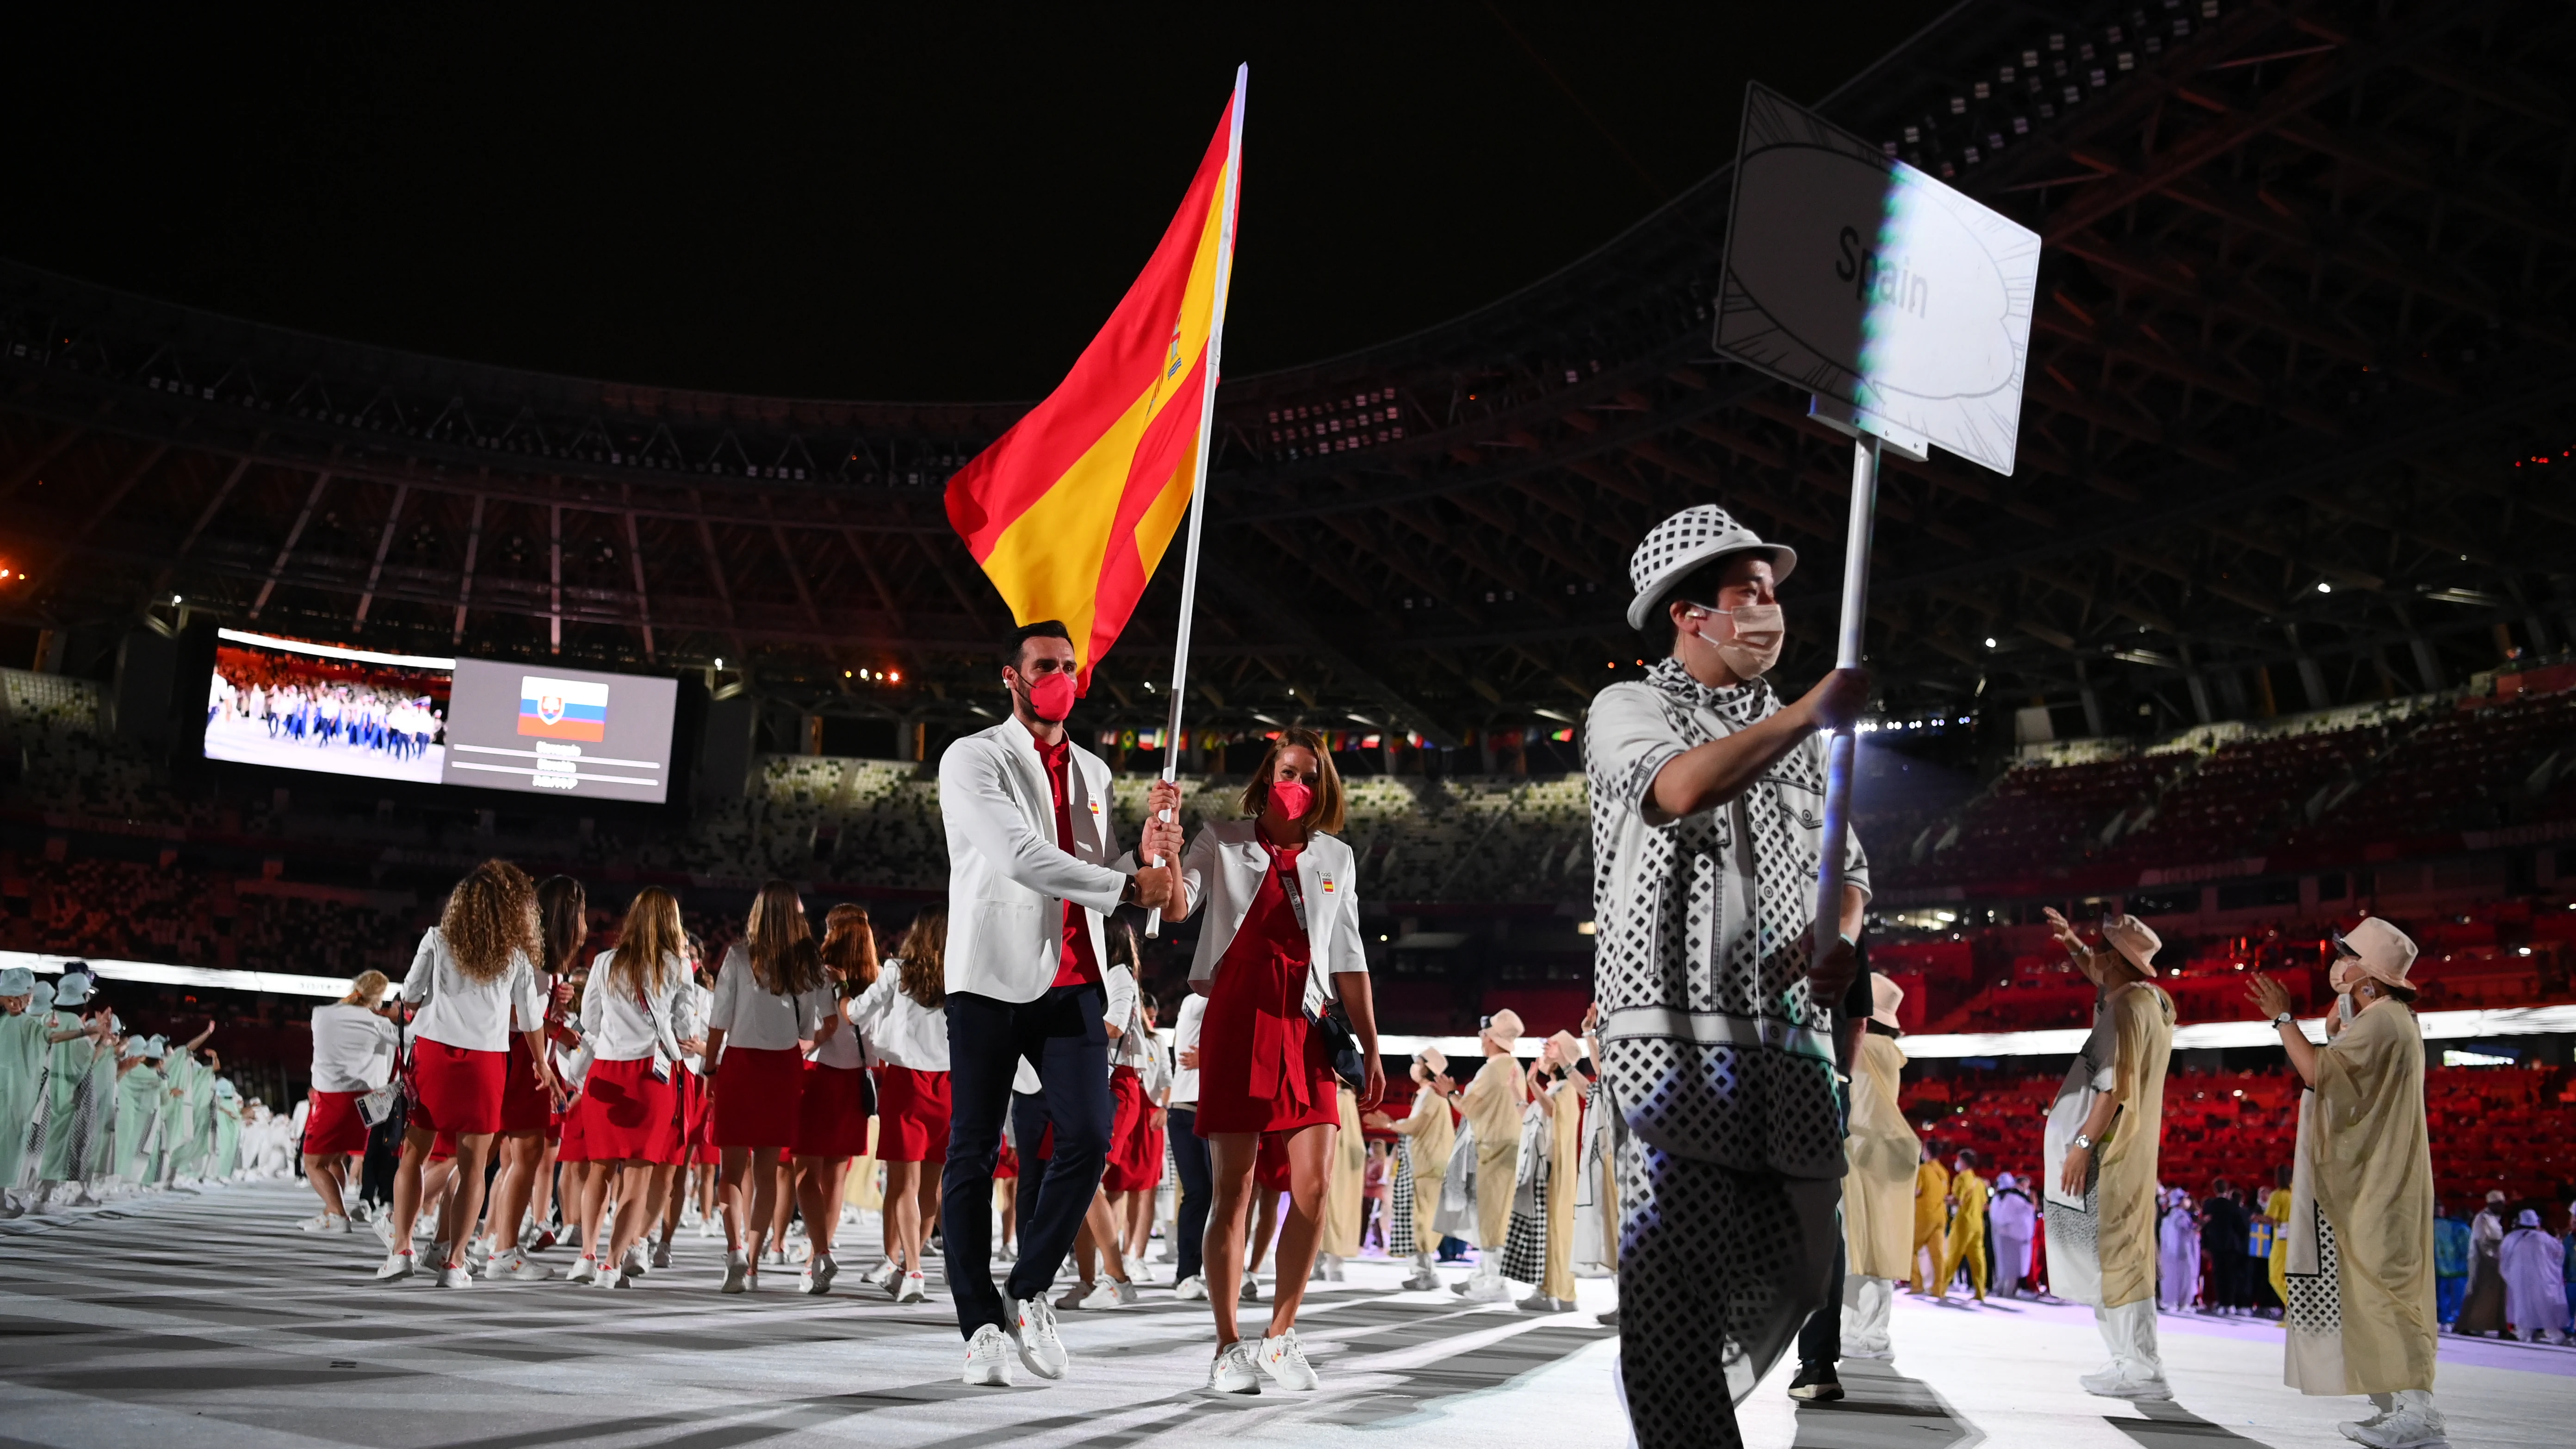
[1269,778,1314,822]
[1024,671,1078,723]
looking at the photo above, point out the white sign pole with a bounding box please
[1145,63,1246,940]
[1810,433,1878,977]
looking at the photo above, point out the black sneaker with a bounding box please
[1786,1362,1845,1402]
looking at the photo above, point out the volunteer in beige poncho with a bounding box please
[2040,908,2176,1401]
[1526,1030,1587,1311]
[1369,1048,1457,1291]
[2249,917,2446,1449]
[1454,1009,1529,1302]
[1840,973,1918,1358]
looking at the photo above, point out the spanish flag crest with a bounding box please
[945,75,1245,687]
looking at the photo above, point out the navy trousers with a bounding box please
[1166,1105,1213,1283]
[941,983,1113,1340]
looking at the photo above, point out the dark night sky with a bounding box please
[3,5,1955,401]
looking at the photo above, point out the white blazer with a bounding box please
[938,715,1139,1003]
[1179,819,1366,992]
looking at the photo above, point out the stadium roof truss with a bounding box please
[0,0,2570,745]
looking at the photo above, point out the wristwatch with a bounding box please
[2070,1133,2093,1152]
[2272,1010,2295,1026]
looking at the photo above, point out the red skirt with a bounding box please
[499,1034,551,1133]
[874,1064,951,1163]
[409,1039,507,1136]
[996,1138,1020,1181]
[431,1132,457,1163]
[1192,865,1338,1135]
[712,1045,804,1148]
[557,1103,591,1163]
[304,1089,369,1156]
[575,1057,678,1162]
[794,1062,873,1158]
[1103,1068,1158,1192]
[1256,1131,1290,1191]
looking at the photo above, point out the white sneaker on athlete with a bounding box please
[594,1263,627,1290]
[1056,1282,1093,1310]
[1114,1277,1141,1306]
[963,1324,1016,1387]
[800,1252,838,1296]
[1173,1274,1208,1301]
[720,1251,750,1294]
[650,1240,673,1270]
[297,1212,349,1233]
[897,1270,928,1303]
[1009,1295,1069,1380]
[696,1218,716,1239]
[1076,1279,1123,1311]
[621,1245,649,1279]
[568,1256,600,1285]
[434,1263,473,1289]
[1257,1328,1319,1390]
[1242,1273,1262,1302]
[490,1249,556,1282]
[870,1258,903,1293]
[375,1248,416,1282]
[464,1238,493,1274]
[1208,1339,1262,1395]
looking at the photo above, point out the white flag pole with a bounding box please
[1146,63,1246,939]
[1809,432,1879,983]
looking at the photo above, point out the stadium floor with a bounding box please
[0,1183,2565,1448]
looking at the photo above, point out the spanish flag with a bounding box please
[945,73,1244,687]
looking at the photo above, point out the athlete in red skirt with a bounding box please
[574,887,700,1289]
[706,881,832,1293]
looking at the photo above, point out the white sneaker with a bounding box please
[1517,1290,1571,1312]
[1402,1264,1443,1291]
[696,1218,716,1240]
[1208,1339,1262,1394]
[963,1324,1015,1387]
[1056,1282,1091,1309]
[650,1239,673,1269]
[464,1238,493,1274]
[1453,1267,1512,1303]
[870,1258,903,1293]
[375,1249,416,1282]
[1076,1279,1123,1311]
[434,1263,472,1289]
[785,1240,811,1265]
[1257,1328,1319,1390]
[721,1251,751,1294]
[568,1256,600,1285]
[1009,1295,1069,1380]
[373,1215,397,1248]
[490,1249,556,1282]
[800,1253,838,1296]
[596,1264,629,1290]
[2084,1365,2172,1401]
[1173,1274,1209,1301]
[2347,1391,2446,1449]
[1242,1273,1262,1302]
[897,1270,927,1303]
[621,1245,649,1279]
[297,1212,349,1232]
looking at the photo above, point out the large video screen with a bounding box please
[205,632,678,803]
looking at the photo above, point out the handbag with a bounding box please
[358,1004,410,1127]
[1273,852,1366,1091]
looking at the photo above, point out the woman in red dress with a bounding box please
[790,903,879,1293]
[848,909,951,1303]
[1166,728,1385,1394]
[480,874,585,1281]
[705,880,831,1292]
[569,886,700,1288]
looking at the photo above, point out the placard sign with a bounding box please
[1713,84,2038,476]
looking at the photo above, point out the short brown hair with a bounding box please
[1238,727,1347,834]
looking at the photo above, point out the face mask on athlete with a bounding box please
[1689,602,1785,679]
[1269,778,1315,822]
[1021,670,1079,724]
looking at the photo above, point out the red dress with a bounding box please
[1193,841,1338,1137]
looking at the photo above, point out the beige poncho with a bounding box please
[1319,1086,1367,1258]
[1461,1053,1527,1248]
[2310,999,2438,1394]
[1843,1032,1919,1281]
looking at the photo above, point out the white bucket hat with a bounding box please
[51,969,93,1007]
[1625,504,1798,629]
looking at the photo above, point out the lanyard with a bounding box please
[1271,849,1310,936]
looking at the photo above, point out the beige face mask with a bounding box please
[1690,602,1784,678]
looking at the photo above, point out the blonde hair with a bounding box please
[608,886,686,998]
[441,860,540,983]
[745,880,825,997]
[1238,728,1347,834]
[345,970,390,1007]
[896,910,947,1011]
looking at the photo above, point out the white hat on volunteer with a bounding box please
[1625,504,1798,630]
[2332,916,2418,991]
[2102,915,2162,977]
[0,966,32,996]
[51,968,94,1006]
[121,1037,149,1060]
[1480,1009,1525,1047]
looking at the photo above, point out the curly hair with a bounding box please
[744,880,825,998]
[821,904,880,996]
[441,860,540,983]
[895,910,946,1011]
[1238,727,1347,834]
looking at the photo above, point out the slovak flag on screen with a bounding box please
[517,675,608,742]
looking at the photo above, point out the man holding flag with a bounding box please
[936,71,1242,1389]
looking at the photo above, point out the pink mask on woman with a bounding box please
[1269,779,1314,822]
[1025,671,1078,723]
